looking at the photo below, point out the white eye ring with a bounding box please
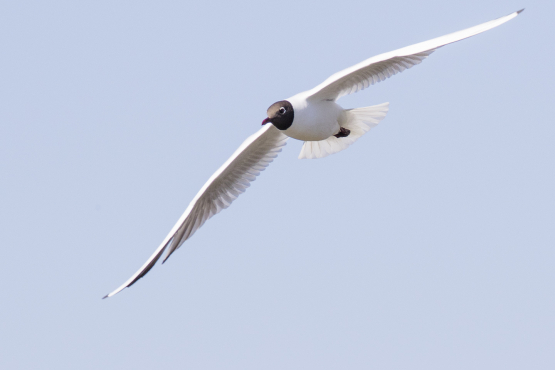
[279,107,286,114]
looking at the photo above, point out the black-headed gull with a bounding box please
[105,10,522,298]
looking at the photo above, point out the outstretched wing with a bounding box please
[308,9,523,101]
[104,124,288,298]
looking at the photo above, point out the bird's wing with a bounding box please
[104,124,288,298]
[307,9,523,102]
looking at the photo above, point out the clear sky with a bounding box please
[1,1,553,369]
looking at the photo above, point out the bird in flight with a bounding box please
[104,10,523,298]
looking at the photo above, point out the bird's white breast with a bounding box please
[284,93,342,141]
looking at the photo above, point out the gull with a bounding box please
[104,10,523,298]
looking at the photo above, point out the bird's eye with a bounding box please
[279,107,286,114]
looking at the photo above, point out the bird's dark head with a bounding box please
[262,100,294,130]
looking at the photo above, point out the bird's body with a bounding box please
[284,94,342,141]
[104,10,523,298]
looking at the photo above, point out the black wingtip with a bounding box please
[517,8,525,14]
[102,294,109,299]
[161,252,171,264]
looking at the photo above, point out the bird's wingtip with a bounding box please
[517,8,525,14]
[102,294,109,299]
[161,251,172,264]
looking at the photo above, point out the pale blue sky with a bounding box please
[1,1,553,369]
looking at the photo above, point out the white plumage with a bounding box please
[105,10,522,298]
[298,103,389,159]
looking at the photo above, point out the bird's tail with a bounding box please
[298,102,389,159]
